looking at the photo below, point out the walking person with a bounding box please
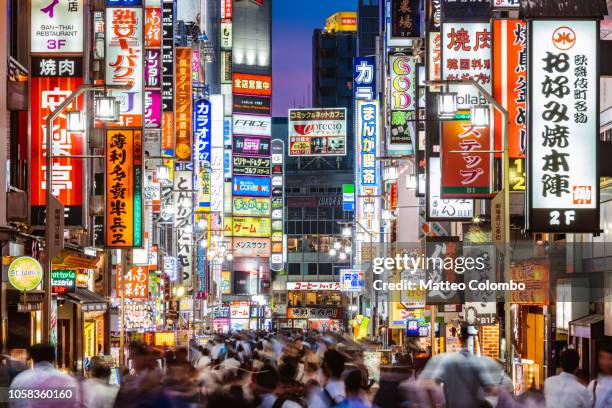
[544,348,591,408]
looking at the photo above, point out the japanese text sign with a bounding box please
[442,22,492,109]
[233,73,272,96]
[354,57,376,101]
[30,74,84,226]
[528,20,599,233]
[105,130,143,247]
[441,120,493,197]
[105,7,144,126]
[389,55,416,110]
[31,0,84,53]
[175,47,193,161]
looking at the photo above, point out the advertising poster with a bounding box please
[31,0,84,53]
[106,7,143,126]
[233,136,271,156]
[528,20,599,233]
[232,176,271,197]
[288,108,347,156]
[224,217,271,238]
[105,130,143,247]
[30,64,84,226]
[441,119,493,197]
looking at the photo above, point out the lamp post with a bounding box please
[43,84,130,346]
[425,79,512,368]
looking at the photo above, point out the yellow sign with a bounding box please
[224,216,271,237]
[326,12,357,32]
[221,271,231,294]
[232,197,271,217]
[8,256,43,292]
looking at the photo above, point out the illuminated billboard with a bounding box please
[288,108,347,156]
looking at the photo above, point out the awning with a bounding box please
[53,250,101,270]
[570,314,605,339]
[64,288,108,313]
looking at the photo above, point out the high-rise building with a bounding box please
[357,0,379,57]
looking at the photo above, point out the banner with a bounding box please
[233,114,271,137]
[30,73,84,226]
[528,20,599,233]
[175,47,192,161]
[174,170,193,288]
[232,156,271,176]
[441,22,492,109]
[232,73,272,96]
[144,7,162,47]
[224,217,271,237]
[441,120,493,197]
[232,176,271,197]
[356,100,381,243]
[144,49,161,88]
[31,0,84,53]
[354,57,376,100]
[233,136,271,156]
[106,7,143,126]
[120,266,149,299]
[288,108,347,156]
[231,237,272,257]
[233,94,271,115]
[493,19,526,158]
[390,0,421,38]
[105,130,143,247]
[427,157,474,220]
[389,55,416,110]
[232,197,271,217]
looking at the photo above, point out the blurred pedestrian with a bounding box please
[543,348,590,408]
[419,322,495,408]
[336,368,370,408]
[309,349,347,407]
[588,343,612,408]
[81,357,118,408]
[9,343,79,408]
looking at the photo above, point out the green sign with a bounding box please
[51,270,76,294]
[8,257,43,292]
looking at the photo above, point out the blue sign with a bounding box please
[106,0,143,5]
[232,176,271,197]
[353,57,376,100]
[340,269,363,292]
[223,149,232,179]
[194,99,212,163]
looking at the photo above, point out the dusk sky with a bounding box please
[272,0,357,117]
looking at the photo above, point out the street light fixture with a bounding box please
[438,92,458,118]
[198,218,208,230]
[338,252,347,261]
[199,239,208,249]
[66,110,86,133]
[333,241,342,250]
[329,249,337,257]
[226,253,234,261]
[470,105,490,128]
[342,227,351,238]
[156,165,171,183]
[94,95,119,120]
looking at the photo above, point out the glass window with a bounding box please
[287,236,302,253]
[288,291,303,306]
[319,235,332,254]
[288,207,302,220]
[318,207,332,219]
[305,292,317,305]
[288,263,301,276]
[319,263,333,275]
[307,263,318,275]
[303,222,311,234]
[305,208,318,219]
[304,235,318,252]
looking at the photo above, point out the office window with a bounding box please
[304,235,318,252]
[319,263,333,275]
[307,263,318,275]
[287,236,302,253]
[288,263,301,276]
[288,207,302,220]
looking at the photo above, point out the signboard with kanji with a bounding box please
[528,20,599,233]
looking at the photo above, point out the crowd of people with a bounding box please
[1,324,611,407]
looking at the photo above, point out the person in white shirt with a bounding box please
[195,348,212,371]
[309,349,347,408]
[588,344,612,408]
[81,357,119,408]
[9,344,80,408]
[544,348,591,408]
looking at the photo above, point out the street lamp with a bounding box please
[342,227,351,238]
[199,239,208,249]
[329,248,337,257]
[95,95,119,120]
[156,165,171,184]
[438,92,458,118]
[333,241,342,250]
[66,110,85,133]
[226,253,234,261]
[470,105,490,128]
[338,252,347,261]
